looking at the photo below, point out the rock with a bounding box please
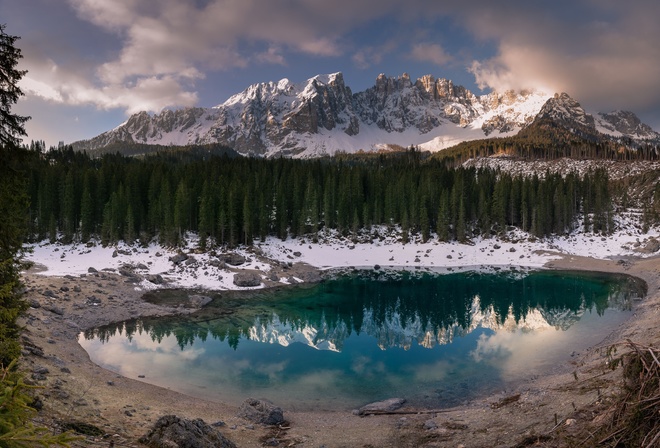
[509,247,516,252]
[208,259,225,268]
[296,270,322,283]
[221,253,246,266]
[28,298,41,308]
[73,285,82,293]
[357,398,406,415]
[188,295,213,308]
[169,253,189,264]
[268,272,279,282]
[238,398,285,426]
[87,267,98,273]
[374,264,381,270]
[85,296,102,306]
[637,238,660,254]
[293,251,302,257]
[30,396,43,411]
[59,286,69,292]
[31,372,47,381]
[43,305,64,316]
[42,289,58,298]
[118,267,137,277]
[146,274,165,285]
[424,419,438,430]
[233,272,261,287]
[112,250,118,258]
[139,415,237,448]
[136,263,148,270]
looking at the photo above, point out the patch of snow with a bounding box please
[25,210,659,293]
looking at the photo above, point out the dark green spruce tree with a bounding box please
[0,23,77,447]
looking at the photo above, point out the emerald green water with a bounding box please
[79,269,643,411]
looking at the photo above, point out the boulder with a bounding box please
[233,272,261,287]
[188,295,213,308]
[146,274,165,285]
[238,398,285,426]
[139,415,236,448]
[220,253,246,266]
[169,253,189,264]
[43,305,64,316]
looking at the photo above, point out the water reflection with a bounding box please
[79,270,643,409]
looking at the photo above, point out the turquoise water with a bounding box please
[79,269,643,411]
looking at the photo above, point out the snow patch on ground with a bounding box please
[25,213,660,291]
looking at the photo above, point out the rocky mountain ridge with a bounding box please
[72,73,660,158]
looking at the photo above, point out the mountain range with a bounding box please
[72,72,660,158]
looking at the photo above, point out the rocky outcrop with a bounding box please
[238,398,285,425]
[139,415,236,448]
[534,93,595,129]
[233,272,261,287]
[597,110,660,140]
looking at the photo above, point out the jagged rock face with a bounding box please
[535,92,595,129]
[597,110,660,140]
[355,73,481,133]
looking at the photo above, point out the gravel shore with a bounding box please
[18,253,660,447]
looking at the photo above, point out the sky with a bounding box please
[3,0,660,148]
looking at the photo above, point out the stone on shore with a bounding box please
[238,398,285,425]
[233,272,261,287]
[355,398,406,415]
[139,415,236,448]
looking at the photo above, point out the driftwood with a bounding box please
[358,408,455,416]
[490,394,521,409]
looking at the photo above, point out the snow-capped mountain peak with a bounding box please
[535,92,595,128]
[72,73,660,157]
[596,110,660,140]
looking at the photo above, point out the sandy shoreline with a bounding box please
[18,251,660,447]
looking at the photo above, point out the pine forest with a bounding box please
[23,143,617,249]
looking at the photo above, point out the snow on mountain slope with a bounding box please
[71,73,659,157]
[595,110,660,141]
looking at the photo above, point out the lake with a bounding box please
[79,268,644,411]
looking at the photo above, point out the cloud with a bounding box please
[352,41,398,69]
[256,46,287,66]
[459,0,660,113]
[410,43,453,67]
[25,0,389,114]
[20,56,198,114]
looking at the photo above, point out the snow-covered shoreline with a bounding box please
[25,217,660,291]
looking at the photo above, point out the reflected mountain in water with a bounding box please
[85,270,643,353]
